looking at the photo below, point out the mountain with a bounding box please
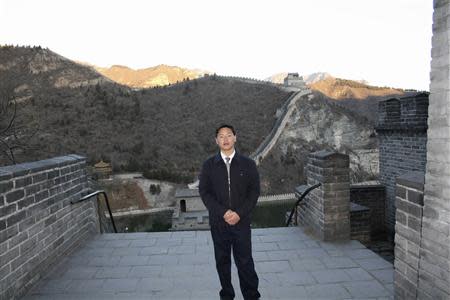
[0,46,109,102]
[93,64,207,88]
[303,72,332,84]
[267,72,403,100]
[266,72,332,85]
[258,94,379,193]
[0,46,290,185]
[309,77,404,100]
[265,73,288,84]
[1,46,384,193]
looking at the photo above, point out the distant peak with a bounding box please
[110,65,132,70]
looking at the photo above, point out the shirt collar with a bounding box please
[220,149,235,164]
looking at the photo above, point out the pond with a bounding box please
[251,200,296,228]
[109,200,296,233]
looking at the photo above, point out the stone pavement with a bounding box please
[24,227,394,299]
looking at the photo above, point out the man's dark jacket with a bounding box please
[199,152,260,227]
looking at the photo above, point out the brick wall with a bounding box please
[0,155,98,299]
[350,202,371,244]
[417,1,450,298]
[376,93,429,237]
[300,150,350,241]
[350,182,386,238]
[393,172,424,299]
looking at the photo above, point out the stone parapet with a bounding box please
[416,1,450,298]
[350,182,385,238]
[393,171,424,299]
[299,150,350,241]
[0,155,97,300]
[376,93,429,237]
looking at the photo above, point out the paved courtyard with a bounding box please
[24,227,394,299]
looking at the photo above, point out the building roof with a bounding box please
[94,160,111,168]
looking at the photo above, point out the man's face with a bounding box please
[216,127,236,152]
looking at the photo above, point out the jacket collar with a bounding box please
[214,150,241,164]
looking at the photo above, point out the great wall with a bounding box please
[187,74,309,187]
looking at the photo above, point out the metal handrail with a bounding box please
[71,190,117,233]
[285,183,321,227]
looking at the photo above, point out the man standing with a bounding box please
[199,124,261,300]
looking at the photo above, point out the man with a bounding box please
[199,124,261,300]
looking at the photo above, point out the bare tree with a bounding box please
[0,88,38,165]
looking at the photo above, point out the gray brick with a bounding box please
[0,181,13,194]
[8,231,28,249]
[32,173,47,184]
[6,189,24,204]
[17,196,35,210]
[0,263,10,281]
[396,210,407,225]
[14,176,32,189]
[6,210,26,228]
[396,186,406,199]
[423,206,440,219]
[44,215,57,227]
[25,183,42,196]
[35,190,49,203]
[407,189,424,205]
[0,203,16,217]
[18,216,35,232]
[20,236,38,255]
[0,246,19,266]
[47,170,60,179]
[407,215,422,232]
[6,223,18,240]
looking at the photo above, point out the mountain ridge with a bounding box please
[0,46,401,192]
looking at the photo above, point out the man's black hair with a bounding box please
[215,124,236,136]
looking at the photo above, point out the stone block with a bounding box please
[396,210,407,225]
[31,173,47,184]
[0,181,13,194]
[6,210,26,228]
[34,190,49,203]
[407,215,422,233]
[14,176,32,189]
[0,246,20,266]
[17,196,35,210]
[6,190,25,204]
[407,189,424,206]
[421,236,449,259]
[24,183,42,197]
[396,186,406,199]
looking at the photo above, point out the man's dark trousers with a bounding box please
[211,223,260,300]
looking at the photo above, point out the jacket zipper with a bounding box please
[228,169,231,208]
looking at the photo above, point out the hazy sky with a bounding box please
[0,0,433,90]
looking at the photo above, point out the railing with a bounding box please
[71,190,118,233]
[285,183,321,226]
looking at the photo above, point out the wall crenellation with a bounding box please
[299,150,350,241]
[376,93,429,237]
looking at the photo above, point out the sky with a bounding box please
[0,0,433,90]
